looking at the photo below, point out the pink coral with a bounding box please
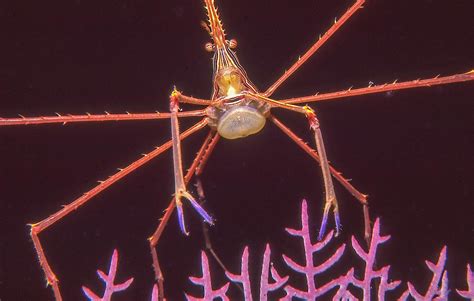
[82,249,134,301]
[83,200,472,300]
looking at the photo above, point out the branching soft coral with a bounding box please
[82,249,134,301]
[83,200,472,300]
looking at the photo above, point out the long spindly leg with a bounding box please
[169,90,214,234]
[247,93,345,239]
[0,109,207,126]
[281,70,474,105]
[148,130,217,301]
[193,134,241,288]
[191,133,245,294]
[194,175,245,296]
[269,114,371,242]
[304,109,341,240]
[264,0,365,97]
[29,118,207,301]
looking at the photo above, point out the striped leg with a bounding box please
[169,90,213,235]
[280,71,474,105]
[148,130,217,301]
[270,115,371,241]
[264,0,365,96]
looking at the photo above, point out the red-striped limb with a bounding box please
[304,108,341,240]
[169,90,214,235]
[148,131,220,300]
[269,115,371,241]
[281,70,474,104]
[0,109,207,126]
[29,118,207,301]
[264,0,365,96]
[246,92,343,239]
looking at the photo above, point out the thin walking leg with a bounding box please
[193,133,245,293]
[281,71,474,105]
[245,93,345,239]
[29,118,208,301]
[304,108,341,240]
[195,133,220,177]
[264,0,365,96]
[194,133,233,279]
[195,176,245,295]
[248,93,342,239]
[148,131,215,301]
[170,90,213,235]
[269,114,371,242]
[0,109,207,126]
[195,178,228,274]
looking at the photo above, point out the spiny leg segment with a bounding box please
[28,118,208,301]
[257,0,473,239]
[280,71,474,105]
[0,110,207,126]
[170,90,214,234]
[260,70,474,241]
[264,0,365,97]
[148,131,220,300]
[269,115,367,203]
[305,108,339,239]
[246,92,344,239]
[269,114,371,241]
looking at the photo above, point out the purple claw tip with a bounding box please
[335,212,341,234]
[188,198,214,225]
[176,205,189,236]
[318,213,329,241]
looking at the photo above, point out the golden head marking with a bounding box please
[203,0,258,99]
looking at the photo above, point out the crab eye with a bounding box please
[205,42,214,52]
[228,39,237,49]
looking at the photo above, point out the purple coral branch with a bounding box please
[282,199,346,299]
[77,200,471,300]
[457,264,474,299]
[186,251,230,300]
[150,284,167,301]
[350,218,400,300]
[82,249,134,301]
[406,246,449,300]
[376,265,401,301]
[259,244,288,300]
[225,246,252,300]
[151,284,158,301]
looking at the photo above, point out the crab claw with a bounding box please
[180,190,214,225]
[317,201,341,241]
[175,190,214,236]
[176,200,189,236]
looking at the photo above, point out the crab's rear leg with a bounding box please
[265,0,365,97]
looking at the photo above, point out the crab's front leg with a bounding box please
[170,89,214,234]
[303,106,341,240]
[247,92,343,239]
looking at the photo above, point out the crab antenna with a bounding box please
[203,0,226,48]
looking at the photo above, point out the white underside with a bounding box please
[217,106,266,139]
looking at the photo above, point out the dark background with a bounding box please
[1,0,473,300]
